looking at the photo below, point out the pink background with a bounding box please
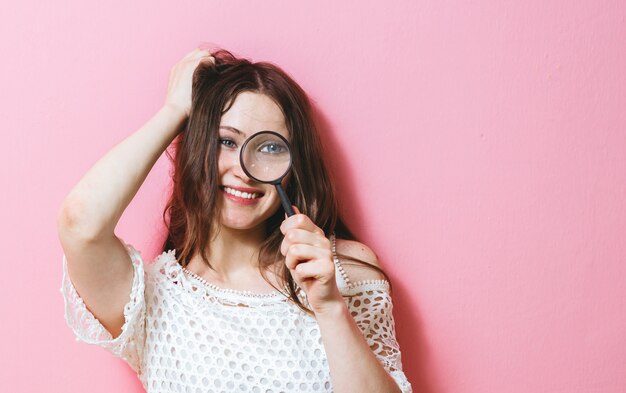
[1,1,625,392]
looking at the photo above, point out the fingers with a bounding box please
[279,211,340,306]
[184,47,210,58]
[280,214,324,236]
[290,258,336,284]
[193,49,212,59]
[280,213,327,259]
[284,243,333,271]
[170,51,211,76]
[280,228,330,256]
[194,49,215,68]
[175,49,213,70]
[189,51,214,65]
[163,47,217,118]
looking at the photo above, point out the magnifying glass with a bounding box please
[240,131,295,217]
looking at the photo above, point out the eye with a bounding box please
[219,138,237,149]
[258,142,287,154]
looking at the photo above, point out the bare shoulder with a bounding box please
[334,238,387,282]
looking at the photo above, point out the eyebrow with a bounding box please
[219,126,246,137]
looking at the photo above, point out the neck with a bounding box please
[191,223,268,282]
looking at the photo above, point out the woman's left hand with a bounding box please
[280,209,344,315]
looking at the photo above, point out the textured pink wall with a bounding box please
[1,1,624,392]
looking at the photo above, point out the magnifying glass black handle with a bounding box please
[274,183,295,217]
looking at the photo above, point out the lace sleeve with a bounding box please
[60,242,146,373]
[344,281,413,393]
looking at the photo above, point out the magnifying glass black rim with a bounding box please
[239,130,292,184]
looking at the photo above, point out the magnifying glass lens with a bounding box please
[241,133,291,182]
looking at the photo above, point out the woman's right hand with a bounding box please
[164,48,215,118]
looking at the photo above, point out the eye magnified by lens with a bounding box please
[240,131,295,216]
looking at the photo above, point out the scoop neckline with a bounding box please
[179,265,289,299]
[157,235,342,299]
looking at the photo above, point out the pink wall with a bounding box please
[1,1,624,392]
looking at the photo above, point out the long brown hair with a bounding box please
[162,50,391,315]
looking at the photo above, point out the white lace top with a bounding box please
[60,237,412,393]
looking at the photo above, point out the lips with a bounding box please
[220,186,264,205]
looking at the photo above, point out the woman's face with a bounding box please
[216,91,290,232]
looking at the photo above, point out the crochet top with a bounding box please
[60,236,412,392]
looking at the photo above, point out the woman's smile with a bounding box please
[220,185,265,206]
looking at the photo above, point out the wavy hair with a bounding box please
[162,50,391,314]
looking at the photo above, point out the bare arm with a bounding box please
[57,49,213,337]
[317,240,402,393]
[316,303,402,393]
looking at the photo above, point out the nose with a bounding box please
[231,149,254,184]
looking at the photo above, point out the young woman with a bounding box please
[58,48,412,393]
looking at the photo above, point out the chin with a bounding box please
[216,196,282,231]
[220,218,255,231]
[218,211,264,232]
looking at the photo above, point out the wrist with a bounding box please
[157,104,189,137]
[161,102,189,121]
[313,297,347,320]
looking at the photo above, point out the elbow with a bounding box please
[57,198,110,242]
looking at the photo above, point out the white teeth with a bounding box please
[224,187,258,199]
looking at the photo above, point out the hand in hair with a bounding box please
[280,207,344,315]
[164,48,214,117]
